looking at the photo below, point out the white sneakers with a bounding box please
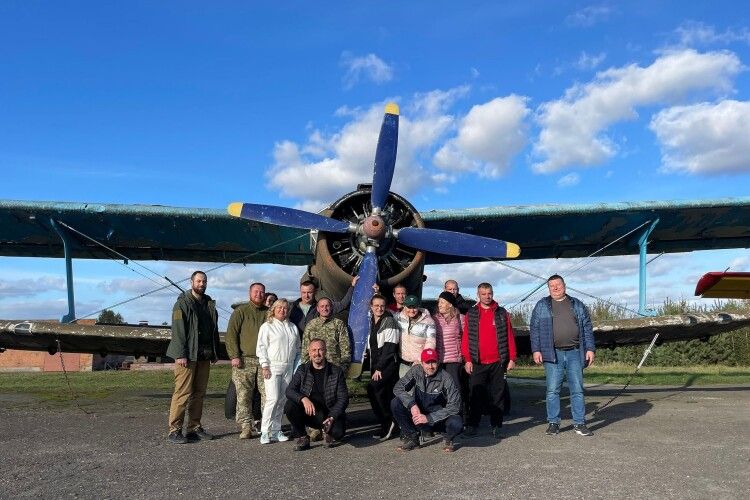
[260,431,290,444]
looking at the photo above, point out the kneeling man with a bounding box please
[391,348,463,452]
[284,339,349,450]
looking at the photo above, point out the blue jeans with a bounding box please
[544,348,585,425]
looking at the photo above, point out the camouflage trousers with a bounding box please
[232,357,266,426]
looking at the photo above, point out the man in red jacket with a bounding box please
[461,282,516,439]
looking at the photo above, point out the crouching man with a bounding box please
[284,339,349,450]
[391,348,463,453]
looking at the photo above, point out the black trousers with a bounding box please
[283,399,346,440]
[366,367,398,429]
[390,397,463,441]
[467,361,506,428]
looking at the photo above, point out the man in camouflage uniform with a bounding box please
[225,282,267,439]
[302,297,351,375]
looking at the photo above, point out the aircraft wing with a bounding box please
[0,200,312,265]
[3,313,748,359]
[421,197,750,264]
[695,272,750,299]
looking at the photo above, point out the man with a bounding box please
[225,282,267,439]
[461,283,517,439]
[284,339,349,450]
[302,297,351,374]
[444,279,472,314]
[166,271,219,444]
[264,292,278,308]
[387,283,407,314]
[530,275,596,437]
[391,348,463,452]
[396,295,436,377]
[289,278,356,336]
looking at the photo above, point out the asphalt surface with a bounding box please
[1,380,749,499]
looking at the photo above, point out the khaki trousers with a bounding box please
[168,360,211,434]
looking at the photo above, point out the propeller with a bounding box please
[396,227,521,258]
[347,249,378,372]
[227,203,352,233]
[370,103,399,212]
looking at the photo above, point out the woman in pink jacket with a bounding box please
[432,291,464,389]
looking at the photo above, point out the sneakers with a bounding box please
[462,426,477,437]
[545,423,560,435]
[240,425,260,439]
[185,427,214,442]
[492,426,503,440]
[260,433,271,444]
[167,431,188,444]
[397,434,420,451]
[442,439,455,453]
[573,424,593,436]
[294,435,311,451]
[274,431,290,442]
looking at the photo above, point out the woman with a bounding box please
[432,291,464,389]
[366,294,401,440]
[256,298,301,444]
[396,295,436,377]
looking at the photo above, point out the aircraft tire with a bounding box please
[224,379,237,419]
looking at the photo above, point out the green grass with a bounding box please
[510,363,750,386]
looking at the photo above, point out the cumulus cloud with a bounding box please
[266,90,472,209]
[650,100,750,174]
[673,21,750,47]
[565,4,614,27]
[0,277,66,298]
[433,95,530,177]
[557,173,580,187]
[340,52,394,89]
[532,49,741,173]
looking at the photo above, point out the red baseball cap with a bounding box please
[421,348,439,363]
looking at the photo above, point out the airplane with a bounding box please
[1,103,750,372]
[695,272,750,299]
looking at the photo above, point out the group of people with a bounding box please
[165,271,596,452]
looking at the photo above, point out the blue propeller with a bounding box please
[227,203,351,233]
[396,226,521,259]
[370,103,399,211]
[347,250,378,372]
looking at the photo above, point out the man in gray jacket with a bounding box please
[391,348,463,453]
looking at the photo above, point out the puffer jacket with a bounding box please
[432,312,463,363]
[397,308,436,363]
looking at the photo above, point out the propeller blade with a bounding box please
[227,203,351,233]
[396,227,521,259]
[347,250,378,369]
[370,103,399,211]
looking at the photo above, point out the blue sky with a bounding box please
[1,1,748,327]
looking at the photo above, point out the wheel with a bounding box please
[224,379,237,419]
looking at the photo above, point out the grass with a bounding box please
[510,363,750,386]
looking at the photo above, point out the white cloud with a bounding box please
[433,95,530,177]
[557,173,580,187]
[673,21,750,47]
[650,100,750,174]
[575,51,606,70]
[340,52,394,89]
[565,4,613,27]
[532,49,741,173]
[470,67,480,78]
[0,277,65,298]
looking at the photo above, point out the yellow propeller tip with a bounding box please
[507,243,521,258]
[385,102,399,116]
[227,202,243,217]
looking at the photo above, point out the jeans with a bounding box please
[390,397,463,441]
[544,348,585,425]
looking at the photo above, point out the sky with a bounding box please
[1,1,749,328]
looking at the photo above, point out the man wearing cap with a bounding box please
[443,280,472,314]
[461,282,517,440]
[396,295,436,377]
[391,348,463,452]
[530,274,595,437]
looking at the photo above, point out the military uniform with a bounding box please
[302,316,351,373]
[225,301,267,435]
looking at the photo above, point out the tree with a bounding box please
[97,309,124,324]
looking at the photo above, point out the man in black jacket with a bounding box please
[284,339,349,450]
[288,278,357,336]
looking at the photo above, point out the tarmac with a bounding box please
[1,380,748,499]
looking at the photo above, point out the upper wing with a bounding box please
[0,200,312,265]
[421,197,750,263]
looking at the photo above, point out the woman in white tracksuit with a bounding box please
[256,298,301,444]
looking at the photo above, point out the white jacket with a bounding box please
[256,318,301,368]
